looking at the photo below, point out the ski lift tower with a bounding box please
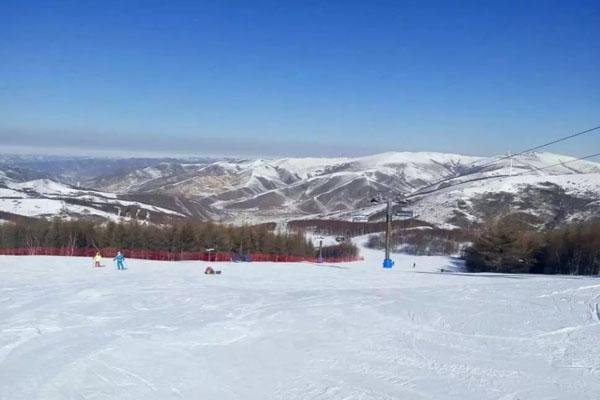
[314,235,324,263]
[371,193,408,268]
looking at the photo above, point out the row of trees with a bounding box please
[320,242,360,259]
[465,217,600,275]
[289,218,432,237]
[0,218,315,257]
[366,228,471,256]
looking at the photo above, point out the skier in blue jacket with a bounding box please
[114,251,125,270]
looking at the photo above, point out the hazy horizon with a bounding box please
[2,142,599,163]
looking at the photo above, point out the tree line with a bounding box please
[319,242,360,259]
[465,216,600,275]
[366,227,471,256]
[289,218,432,237]
[0,218,316,257]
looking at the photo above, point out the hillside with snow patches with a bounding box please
[1,151,599,226]
[0,171,182,223]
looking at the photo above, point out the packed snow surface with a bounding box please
[1,244,599,399]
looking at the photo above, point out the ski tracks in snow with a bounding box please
[1,256,600,399]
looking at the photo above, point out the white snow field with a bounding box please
[1,244,599,399]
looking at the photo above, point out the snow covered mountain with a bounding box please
[1,151,599,228]
[85,152,485,222]
[0,171,183,223]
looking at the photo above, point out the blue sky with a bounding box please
[0,0,598,157]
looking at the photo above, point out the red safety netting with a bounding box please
[0,247,363,264]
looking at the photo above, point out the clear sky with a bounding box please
[0,0,599,158]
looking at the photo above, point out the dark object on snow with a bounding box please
[204,266,221,275]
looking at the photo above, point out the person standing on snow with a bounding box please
[114,251,125,270]
[94,252,103,268]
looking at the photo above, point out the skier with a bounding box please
[94,252,103,268]
[413,262,416,269]
[114,251,125,270]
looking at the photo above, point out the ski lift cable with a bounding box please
[475,125,600,171]
[406,125,600,198]
[407,150,600,200]
[502,151,600,178]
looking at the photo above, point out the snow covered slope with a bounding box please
[0,175,183,222]
[407,173,600,228]
[322,152,600,228]
[1,246,599,399]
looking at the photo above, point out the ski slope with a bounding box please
[1,244,599,399]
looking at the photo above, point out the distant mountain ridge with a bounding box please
[0,151,599,228]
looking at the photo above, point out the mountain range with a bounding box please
[1,151,599,229]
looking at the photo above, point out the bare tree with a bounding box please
[25,234,40,256]
[66,232,78,257]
